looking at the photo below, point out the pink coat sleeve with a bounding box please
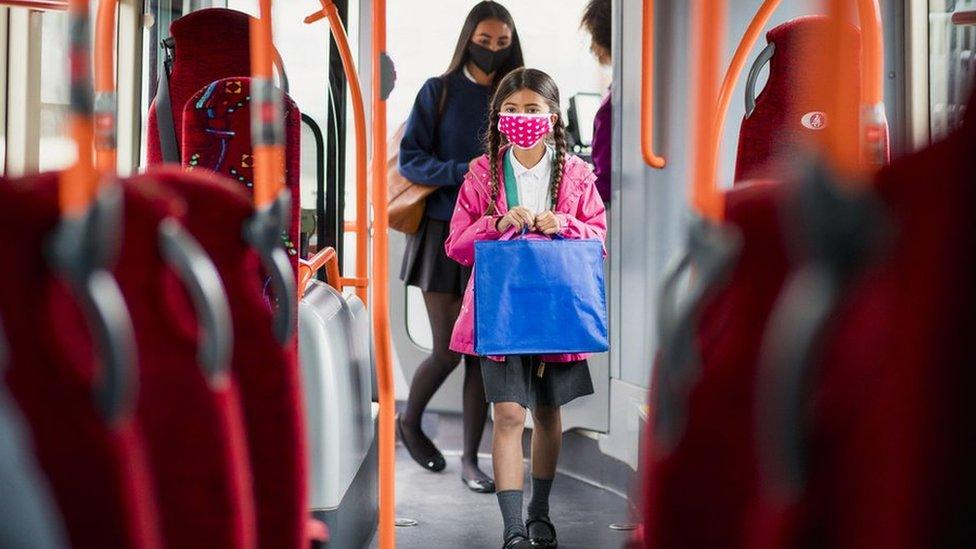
[555,173,607,247]
[444,169,502,267]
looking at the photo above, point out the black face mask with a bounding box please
[467,42,512,75]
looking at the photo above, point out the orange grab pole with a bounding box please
[62,0,97,217]
[305,0,369,305]
[370,0,395,546]
[689,0,727,221]
[94,0,117,174]
[249,0,284,209]
[641,0,665,169]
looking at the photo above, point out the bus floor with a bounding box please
[377,411,634,549]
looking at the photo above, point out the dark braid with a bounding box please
[550,117,567,207]
[485,108,502,215]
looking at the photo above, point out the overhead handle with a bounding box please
[158,219,233,386]
[744,42,776,119]
[641,0,666,169]
[48,184,136,423]
[244,191,296,344]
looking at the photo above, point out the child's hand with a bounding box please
[535,211,561,235]
[497,207,535,232]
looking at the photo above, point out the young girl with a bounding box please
[445,68,607,549]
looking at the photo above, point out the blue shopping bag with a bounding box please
[474,232,608,356]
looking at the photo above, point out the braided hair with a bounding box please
[484,68,567,215]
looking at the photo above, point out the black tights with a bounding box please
[401,290,489,478]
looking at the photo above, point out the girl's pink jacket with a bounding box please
[444,150,608,362]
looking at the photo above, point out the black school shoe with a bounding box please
[461,475,496,493]
[502,533,534,549]
[526,517,557,548]
[396,415,446,472]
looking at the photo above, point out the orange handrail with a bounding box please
[689,0,727,221]
[61,0,98,217]
[249,0,284,209]
[305,0,369,306]
[1,0,67,10]
[370,0,395,546]
[641,0,665,169]
[94,0,117,173]
[711,0,780,197]
[297,247,340,299]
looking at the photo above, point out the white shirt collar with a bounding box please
[462,65,478,83]
[509,146,553,179]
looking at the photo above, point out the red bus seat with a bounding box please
[0,173,163,549]
[145,166,309,549]
[734,16,862,182]
[181,76,302,272]
[643,181,792,548]
[753,87,976,549]
[146,8,251,166]
[0,383,70,549]
[115,176,256,549]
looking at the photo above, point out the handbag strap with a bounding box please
[503,150,520,212]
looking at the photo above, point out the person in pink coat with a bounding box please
[445,68,607,549]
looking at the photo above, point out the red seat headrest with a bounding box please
[146,8,252,166]
[734,16,863,183]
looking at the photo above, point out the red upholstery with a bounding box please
[181,77,302,269]
[643,181,792,548]
[116,177,256,549]
[756,89,976,548]
[146,8,252,166]
[0,173,163,549]
[734,17,862,183]
[144,166,308,549]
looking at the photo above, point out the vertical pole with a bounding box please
[689,0,727,221]
[370,0,395,547]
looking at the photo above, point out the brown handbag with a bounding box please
[387,122,438,234]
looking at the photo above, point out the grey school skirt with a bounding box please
[481,355,594,409]
[400,217,471,296]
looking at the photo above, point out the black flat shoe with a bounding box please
[461,475,496,493]
[502,533,533,549]
[396,415,446,472]
[526,517,557,548]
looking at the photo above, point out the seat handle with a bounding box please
[158,219,233,386]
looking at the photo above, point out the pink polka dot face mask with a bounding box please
[498,112,554,150]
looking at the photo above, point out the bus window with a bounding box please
[35,4,104,172]
[929,0,975,140]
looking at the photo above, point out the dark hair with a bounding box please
[484,68,567,215]
[581,0,612,57]
[443,1,524,82]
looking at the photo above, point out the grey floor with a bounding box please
[371,413,634,549]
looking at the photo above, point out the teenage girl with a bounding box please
[445,68,608,549]
[397,1,524,493]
